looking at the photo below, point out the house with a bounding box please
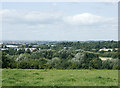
[6,45,18,48]
[99,48,113,52]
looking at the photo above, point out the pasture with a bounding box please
[1,69,118,86]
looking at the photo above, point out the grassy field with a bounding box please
[1,69,118,86]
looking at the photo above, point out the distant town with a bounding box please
[0,40,118,52]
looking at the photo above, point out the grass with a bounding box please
[1,69,118,86]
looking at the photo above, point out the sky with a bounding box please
[1,2,118,41]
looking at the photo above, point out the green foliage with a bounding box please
[2,52,17,68]
[89,58,102,69]
[99,52,118,58]
[102,59,118,69]
[1,41,118,69]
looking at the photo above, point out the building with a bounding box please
[99,48,113,52]
[6,45,18,48]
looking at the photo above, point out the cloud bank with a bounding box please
[1,9,117,41]
[1,9,116,25]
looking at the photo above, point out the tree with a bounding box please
[2,52,17,68]
[89,58,102,69]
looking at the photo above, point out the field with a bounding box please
[1,69,118,86]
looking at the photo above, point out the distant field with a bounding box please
[2,69,118,86]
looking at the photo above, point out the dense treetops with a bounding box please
[1,41,119,69]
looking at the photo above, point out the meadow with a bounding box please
[1,69,118,86]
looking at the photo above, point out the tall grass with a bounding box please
[2,69,118,86]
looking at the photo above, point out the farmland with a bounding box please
[1,41,119,86]
[2,69,118,86]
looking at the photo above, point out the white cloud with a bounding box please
[63,13,115,25]
[1,9,116,26]
[24,11,63,23]
[27,24,45,29]
[1,9,63,24]
[52,3,57,6]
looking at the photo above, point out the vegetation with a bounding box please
[1,41,119,69]
[2,69,118,86]
[1,41,119,86]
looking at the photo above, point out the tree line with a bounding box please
[0,45,119,69]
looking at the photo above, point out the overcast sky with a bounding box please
[1,2,118,41]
